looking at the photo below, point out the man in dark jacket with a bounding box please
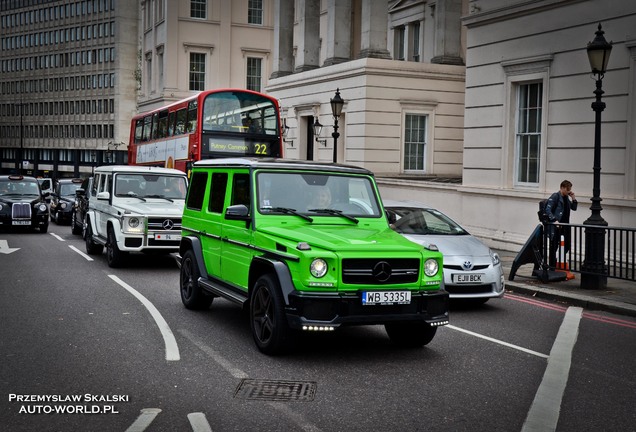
[545,180,578,268]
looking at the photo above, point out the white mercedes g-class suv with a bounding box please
[84,165,188,267]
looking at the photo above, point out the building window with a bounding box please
[403,114,427,171]
[515,82,543,184]
[248,0,263,25]
[411,22,420,62]
[189,52,206,91]
[191,0,206,19]
[246,57,262,92]
[394,26,405,61]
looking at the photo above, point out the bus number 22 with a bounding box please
[255,143,268,155]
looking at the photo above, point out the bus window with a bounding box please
[157,110,168,139]
[151,113,159,140]
[186,102,197,133]
[175,108,187,135]
[167,111,176,136]
[142,116,152,141]
[135,119,143,143]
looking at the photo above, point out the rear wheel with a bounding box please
[385,321,437,347]
[179,250,213,310]
[85,219,104,255]
[250,274,293,355]
[39,222,48,233]
[106,226,127,268]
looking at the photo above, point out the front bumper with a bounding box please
[443,265,505,299]
[0,214,48,228]
[118,231,182,252]
[285,289,449,329]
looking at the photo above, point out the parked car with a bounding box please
[179,158,449,355]
[49,178,83,224]
[71,177,93,235]
[384,200,505,303]
[84,165,188,267]
[0,175,50,233]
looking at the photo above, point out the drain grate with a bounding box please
[234,379,316,401]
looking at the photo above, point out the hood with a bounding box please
[402,234,490,258]
[0,196,42,206]
[259,222,424,253]
[114,200,185,216]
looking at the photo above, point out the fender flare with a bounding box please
[85,210,98,238]
[251,256,295,305]
[180,236,209,278]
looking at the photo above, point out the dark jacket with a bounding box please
[545,191,578,223]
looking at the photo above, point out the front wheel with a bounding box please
[385,321,437,348]
[180,250,213,310]
[250,274,293,355]
[106,227,127,268]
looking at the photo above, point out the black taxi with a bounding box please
[0,175,50,233]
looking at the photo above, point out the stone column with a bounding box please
[358,0,390,59]
[271,0,295,78]
[431,0,464,65]
[295,0,321,72]
[323,0,352,66]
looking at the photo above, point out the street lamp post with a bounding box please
[330,89,344,164]
[581,23,612,289]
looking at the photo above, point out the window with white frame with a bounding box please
[246,57,262,92]
[394,26,405,61]
[515,82,543,184]
[189,52,206,91]
[191,0,206,19]
[248,0,263,25]
[403,114,427,171]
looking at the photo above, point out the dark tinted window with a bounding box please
[208,172,228,213]
[186,171,208,211]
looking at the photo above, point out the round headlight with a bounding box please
[38,204,47,212]
[128,217,140,228]
[310,258,328,278]
[424,258,439,277]
[60,202,67,209]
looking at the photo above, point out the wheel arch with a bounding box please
[180,236,209,278]
[249,256,295,305]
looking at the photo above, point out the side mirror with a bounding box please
[225,204,250,220]
[75,188,85,197]
[96,191,110,201]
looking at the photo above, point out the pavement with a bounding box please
[495,249,636,318]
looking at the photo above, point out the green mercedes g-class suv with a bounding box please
[179,158,449,354]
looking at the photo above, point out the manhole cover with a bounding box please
[234,379,316,401]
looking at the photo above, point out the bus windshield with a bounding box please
[202,92,278,136]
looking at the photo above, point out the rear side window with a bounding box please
[208,173,228,213]
[186,171,208,211]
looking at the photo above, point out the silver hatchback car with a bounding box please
[384,200,505,303]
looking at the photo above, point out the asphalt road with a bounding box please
[1,224,635,432]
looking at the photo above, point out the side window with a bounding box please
[186,171,208,211]
[208,172,228,213]
[231,173,250,208]
[91,175,99,195]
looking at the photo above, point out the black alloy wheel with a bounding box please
[179,249,213,310]
[384,321,437,347]
[106,227,127,268]
[250,274,293,355]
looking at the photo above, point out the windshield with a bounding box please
[202,91,278,136]
[59,183,81,197]
[256,172,381,217]
[388,207,468,235]
[114,174,187,200]
[0,179,40,196]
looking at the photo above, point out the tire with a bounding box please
[106,226,127,268]
[71,212,82,235]
[179,249,213,310]
[39,222,48,234]
[385,321,437,348]
[85,219,104,255]
[250,274,293,355]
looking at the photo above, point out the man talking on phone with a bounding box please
[544,180,578,269]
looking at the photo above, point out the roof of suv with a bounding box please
[93,165,186,175]
[193,158,374,175]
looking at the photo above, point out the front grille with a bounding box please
[12,203,31,219]
[444,264,490,271]
[342,258,419,285]
[147,217,182,231]
[147,239,180,247]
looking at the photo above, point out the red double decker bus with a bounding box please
[128,89,283,173]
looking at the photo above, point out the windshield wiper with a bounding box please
[144,194,174,202]
[266,207,313,222]
[308,208,359,224]
[123,192,146,201]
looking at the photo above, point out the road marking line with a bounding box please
[267,402,325,432]
[188,412,214,432]
[447,325,549,358]
[522,306,583,432]
[179,329,248,378]
[49,232,65,241]
[68,245,94,261]
[125,408,161,432]
[109,275,180,361]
